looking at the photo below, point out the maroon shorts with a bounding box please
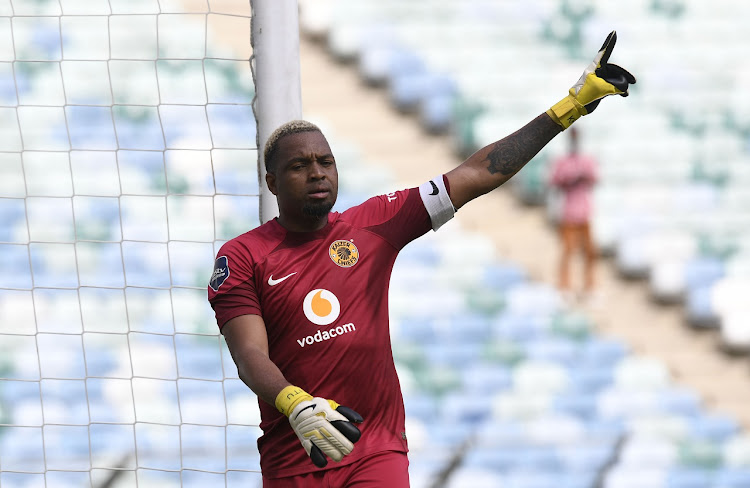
[262,451,410,488]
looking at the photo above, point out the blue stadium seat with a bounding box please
[43,425,91,471]
[226,424,262,471]
[666,467,715,488]
[462,445,561,472]
[553,392,599,419]
[460,362,512,393]
[439,390,493,426]
[579,337,629,367]
[66,106,117,150]
[659,387,702,417]
[557,443,614,473]
[568,366,614,393]
[686,284,720,328]
[404,394,440,422]
[182,471,228,488]
[0,244,33,289]
[492,312,550,342]
[482,262,527,290]
[90,423,136,462]
[444,466,505,488]
[714,468,750,488]
[524,337,581,367]
[0,427,45,472]
[685,257,726,289]
[180,424,227,472]
[174,337,224,381]
[506,470,597,488]
[421,419,473,449]
[0,198,25,242]
[689,413,741,442]
[226,470,262,488]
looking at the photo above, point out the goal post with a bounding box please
[0,1,302,486]
[251,0,303,224]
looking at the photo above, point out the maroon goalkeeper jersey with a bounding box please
[208,178,454,479]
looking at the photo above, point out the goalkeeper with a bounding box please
[208,31,634,487]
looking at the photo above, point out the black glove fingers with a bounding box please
[598,30,617,65]
[595,64,635,94]
[336,406,364,424]
[612,64,637,84]
[310,444,328,468]
[330,420,362,443]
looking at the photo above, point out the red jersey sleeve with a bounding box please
[207,240,261,331]
[342,175,454,250]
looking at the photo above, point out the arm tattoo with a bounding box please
[486,114,561,176]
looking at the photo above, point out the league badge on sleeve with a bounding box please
[209,255,230,292]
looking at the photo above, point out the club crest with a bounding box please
[329,240,359,268]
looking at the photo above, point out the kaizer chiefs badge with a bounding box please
[329,239,359,268]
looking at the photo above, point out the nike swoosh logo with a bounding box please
[429,180,439,196]
[293,403,316,420]
[268,272,297,286]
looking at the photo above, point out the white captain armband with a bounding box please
[418,176,455,231]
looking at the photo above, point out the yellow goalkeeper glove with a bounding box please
[548,31,636,129]
[276,386,364,468]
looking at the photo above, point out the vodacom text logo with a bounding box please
[302,289,341,325]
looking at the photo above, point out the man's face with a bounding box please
[266,130,338,223]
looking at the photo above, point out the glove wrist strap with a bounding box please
[275,385,313,417]
[547,95,584,130]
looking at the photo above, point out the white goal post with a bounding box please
[0,1,301,487]
[252,0,303,224]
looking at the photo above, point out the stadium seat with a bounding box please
[568,366,614,393]
[462,445,561,472]
[613,355,671,391]
[711,278,750,352]
[686,284,720,328]
[557,442,614,473]
[666,468,715,488]
[678,438,723,470]
[512,360,570,395]
[174,336,224,381]
[492,390,552,421]
[524,337,581,367]
[723,434,750,468]
[689,413,741,442]
[603,466,667,488]
[443,466,505,488]
[578,337,629,367]
[553,392,599,419]
[459,362,513,395]
[40,471,91,488]
[713,468,750,488]
[525,413,587,445]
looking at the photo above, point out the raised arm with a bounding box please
[446,113,561,209]
[446,31,635,210]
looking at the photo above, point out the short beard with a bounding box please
[302,201,334,219]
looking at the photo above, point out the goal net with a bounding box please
[0,1,285,486]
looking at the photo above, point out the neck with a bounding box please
[276,213,329,233]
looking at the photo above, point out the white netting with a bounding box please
[0,1,263,486]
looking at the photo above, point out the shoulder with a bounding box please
[340,188,417,227]
[216,220,285,271]
[209,222,283,294]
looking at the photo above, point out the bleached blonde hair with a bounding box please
[263,120,322,172]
